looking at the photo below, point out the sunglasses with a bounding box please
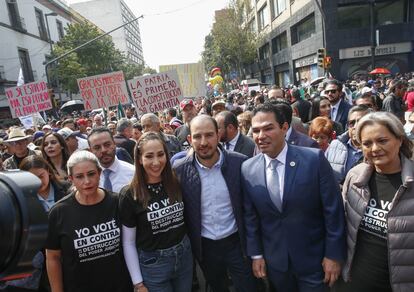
[325,89,338,94]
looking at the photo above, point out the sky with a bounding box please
[67,0,229,70]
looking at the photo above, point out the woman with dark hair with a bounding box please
[41,132,70,180]
[119,132,192,292]
[337,112,414,292]
[1,156,70,291]
[45,151,131,292]
[309,96,344,135]
[20,155,70,211]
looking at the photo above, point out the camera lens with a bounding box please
[0,171,47,281]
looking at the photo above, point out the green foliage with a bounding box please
[202,0,258,79]
[51,22,125,92]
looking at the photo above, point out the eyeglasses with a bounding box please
[325,89,338,94]
[348,119,361,128]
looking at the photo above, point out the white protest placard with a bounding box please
[77,71,129,111]
[18,112,46,129]
[159,63,206,98]
[127,70,184,115]
[5,80,52,118]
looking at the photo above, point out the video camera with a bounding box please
[0,171,47,281]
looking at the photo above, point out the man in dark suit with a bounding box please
[215,111,256,158]
[325,80,352,130]
[173,115,256,292]
[242,102,346,292]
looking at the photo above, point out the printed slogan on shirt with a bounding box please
[73,219,121,262]
[146,198,184,234]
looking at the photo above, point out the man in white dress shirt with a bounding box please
[88,127,135,193]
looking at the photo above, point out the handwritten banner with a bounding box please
[77,71,129,110]
[159,63,206,98]
[5,80,52,118]
[127,70,183,115]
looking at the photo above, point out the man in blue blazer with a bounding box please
[241,102,346,292]
[325,80,352,130]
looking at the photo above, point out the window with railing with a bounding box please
[35,8,48,40]
[7,0,26,31]
[18,49,34,82]
[56,20,64,40]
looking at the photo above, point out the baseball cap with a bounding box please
[42,124,52,130]
[180,99,194,110]
[58,128,76,140]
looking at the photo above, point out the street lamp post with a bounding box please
[45,12,62,108]
[369,0,376,70]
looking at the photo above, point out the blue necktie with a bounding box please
[225,142,230,150]
[103,169,113,192]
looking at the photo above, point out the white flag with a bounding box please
[17,68,24,86]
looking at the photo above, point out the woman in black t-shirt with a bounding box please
[337,112,414,292]
[45,150,131,292]
[119,132,192,292]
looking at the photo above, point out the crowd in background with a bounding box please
[0,72,414,292]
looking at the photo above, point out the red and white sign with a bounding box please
[5,80,52,118]
[77,71,129,110]
[127,70,183,115]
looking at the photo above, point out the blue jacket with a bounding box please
[173,148,248,260]
[242,145,346,274]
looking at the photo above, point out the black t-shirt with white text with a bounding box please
[119,183,186,251]
[351,171,401,291]
[45,190,131,292]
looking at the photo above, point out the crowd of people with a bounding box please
[0,73,414,292]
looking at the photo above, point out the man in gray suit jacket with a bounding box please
[215,111,256,158]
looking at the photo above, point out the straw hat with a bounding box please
[6,128,31,143]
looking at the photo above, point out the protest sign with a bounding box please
[77,71,129,111]
[5,80,52,118]
[159,63,206,98]
[127,70,183,114]
[19,112,46,129]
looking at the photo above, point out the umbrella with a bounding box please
[310,77,326,86]
[369,68,391,75]
[60,99,84,111]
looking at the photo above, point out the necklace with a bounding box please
[147,182,163,194]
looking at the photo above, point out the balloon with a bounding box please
[210,67,222,77]
[209,75,223,86]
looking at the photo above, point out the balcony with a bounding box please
[10,15,27,32]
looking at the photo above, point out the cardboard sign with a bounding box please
[159,63,206,98]
[5,81,52,118]
[127,70,183,114]
[77,71,129,111]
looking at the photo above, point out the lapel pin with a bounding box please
[290,161,296,167]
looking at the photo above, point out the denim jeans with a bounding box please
[138,235,193,292]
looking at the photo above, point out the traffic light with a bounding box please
[317,48,326,68]
[324,56,332,69]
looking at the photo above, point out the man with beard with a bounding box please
[325,105,372,184]
[324,80,352,130]
[88,127,134,193]
[173,115,256,292]
[215,111,255,158]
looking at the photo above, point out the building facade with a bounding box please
[0,0,72,119]
[70,0,144,65]
[244,0,414,86]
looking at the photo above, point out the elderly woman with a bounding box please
[308,116,334,152]
[337,112,414,292]
[45,151,131,292]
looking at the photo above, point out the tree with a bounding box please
[51,22,125,92]
[202,0,259,79]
